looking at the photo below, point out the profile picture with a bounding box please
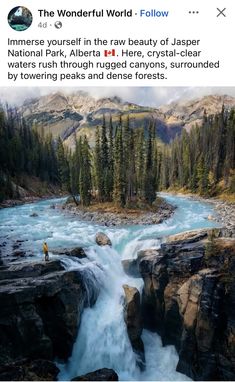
[8,6,32,31]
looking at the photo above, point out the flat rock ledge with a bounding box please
[51,247,87,258]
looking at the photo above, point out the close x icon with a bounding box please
[217,7,226,17]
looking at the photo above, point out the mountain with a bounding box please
[160,94,235,131]
[20,91,178,148]
[20,92,235,148]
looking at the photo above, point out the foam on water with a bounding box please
[0,194,219,380]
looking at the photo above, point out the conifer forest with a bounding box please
[0,105,234,204]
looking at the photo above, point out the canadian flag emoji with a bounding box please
[104,49,116,57]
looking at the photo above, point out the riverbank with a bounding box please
[61,197,176,226]
[165,191,235,231]
[61,192,235,230]
[2,190,234,231]
[0,193,68,209]
[205,198,235,230]
[0,175,67,209]
[0,196,48,208]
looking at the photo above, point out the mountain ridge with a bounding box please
[19,92,235,148]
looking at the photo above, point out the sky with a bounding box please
[0,86,235,107]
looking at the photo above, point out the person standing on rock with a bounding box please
[43,242,49,262]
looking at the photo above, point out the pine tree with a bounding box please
[100,115,110,201]
[113,123,125,207]
[224,109,235,185]
[197,157,209,195]
[94,126,102,201]
[136,128,145,198]
[70,137,82,196]
[56,137,70,191]
[123,115,135,203]
[144,122,156,205]
[79,136,92,206]
[153,137,159,192]
[181,130,190,187]
[107,115,114,200]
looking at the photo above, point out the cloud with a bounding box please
[0,86,235,107]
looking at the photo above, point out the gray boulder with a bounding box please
[95,232,112,246]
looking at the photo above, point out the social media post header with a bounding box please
[0,0,233,86]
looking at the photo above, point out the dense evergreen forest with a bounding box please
[0,105,234,204]
[159,107,235,196]
[0,107,59,201]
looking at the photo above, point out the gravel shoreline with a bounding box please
[171,192,235,231]
[0,196,45,208]
[204,198,235,230]
[61,199,176,226]
[0,194,67,209]
[1,192,234,231]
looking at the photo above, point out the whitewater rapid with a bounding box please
[0,193,219,380]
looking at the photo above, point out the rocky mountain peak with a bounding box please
[19,92,235,148]
[161,94,235,130]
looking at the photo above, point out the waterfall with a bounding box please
[60,256,105,307]
[0,194,219,381]
[59,245,139,380]
[58,243,191,381]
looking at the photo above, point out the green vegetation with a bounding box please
[0,104,234,206]
[0,107,60,201]
[68,115,158,207]
[159,108,235,197]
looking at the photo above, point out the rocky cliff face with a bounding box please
[123,285,145,370]
[0,259,98,379]
[139,229,235,381]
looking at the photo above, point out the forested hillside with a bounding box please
[0,107,60,201]
[0,104,234,203]
[159,107,235,195]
